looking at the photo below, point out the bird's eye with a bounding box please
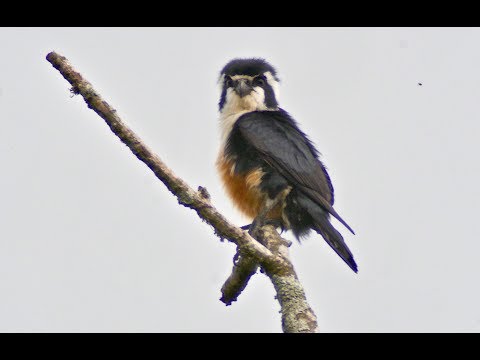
[254,76,266,87]
[225,76,233,88]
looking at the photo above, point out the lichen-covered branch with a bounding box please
[220,252,259,305]
[258,226,319,333]
[46,51,319,333]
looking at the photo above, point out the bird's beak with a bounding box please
[234,79,253,98]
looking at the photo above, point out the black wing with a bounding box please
[236,110,354,234]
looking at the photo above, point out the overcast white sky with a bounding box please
[1,27,480,332]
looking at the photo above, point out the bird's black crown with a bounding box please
[220,58,279,80]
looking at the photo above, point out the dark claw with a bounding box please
[240,224,252,230]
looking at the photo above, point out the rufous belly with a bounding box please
[216,153,266,220]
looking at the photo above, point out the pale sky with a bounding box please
[1,27,479,332]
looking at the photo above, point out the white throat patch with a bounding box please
[222,87,267,115]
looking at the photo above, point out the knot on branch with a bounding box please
[197,186,211,202]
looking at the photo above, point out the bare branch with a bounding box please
[46,51,319,333]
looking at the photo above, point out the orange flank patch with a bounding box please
[216,154,265,220]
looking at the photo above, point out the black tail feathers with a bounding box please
[303,201,358,272]
[289,194,358,272]
[313,217,358,273]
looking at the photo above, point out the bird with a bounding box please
[215,58,357,273]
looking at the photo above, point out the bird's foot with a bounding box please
[241,221,282,232]
[247,218,282,238]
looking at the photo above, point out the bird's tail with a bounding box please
[312,216,358,273]
[300,197,358,273]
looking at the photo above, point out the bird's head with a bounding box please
[218,58,280,115]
